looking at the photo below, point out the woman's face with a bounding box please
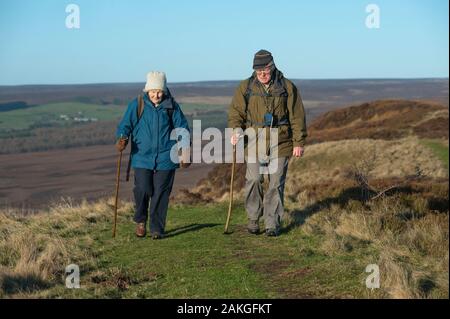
[148,89,164,105]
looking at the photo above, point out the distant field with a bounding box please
[0,102,124,131]
[0,144,217,210]
[0,101,228,154]
[1,79,448,107]
[179,103,226,114]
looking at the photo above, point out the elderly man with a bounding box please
[116,71,190,239]
[228,50,307,237]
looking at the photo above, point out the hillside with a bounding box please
[175,99,449,203]
[308,99,449,143]
[0,99,448,299]
[1,187,448,298]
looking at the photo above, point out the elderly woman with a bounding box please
[116,71,190,239]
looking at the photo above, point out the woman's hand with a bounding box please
[115,138,128,152]
[179,147,191,168]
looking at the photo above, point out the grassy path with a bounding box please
[41,202,376,299]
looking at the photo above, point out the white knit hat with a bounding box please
[143,71,167,92]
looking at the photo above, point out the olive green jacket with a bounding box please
[228,71,307,158]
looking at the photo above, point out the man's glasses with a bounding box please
[255,67,271,75]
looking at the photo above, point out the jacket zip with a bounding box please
[154,107,160,168]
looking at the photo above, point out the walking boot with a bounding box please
[135,223,146,238]
[151,232,163,240]
[247,220,260,234]
[265,228,279,237]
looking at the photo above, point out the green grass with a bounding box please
[0,102,126,131]
[420,139,449,171]
[30,202,378,299]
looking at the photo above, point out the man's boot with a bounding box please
[265,228,279,237]
[247,220,260,234]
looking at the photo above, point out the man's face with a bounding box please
[148,89,164,105]
[255,66,272,85]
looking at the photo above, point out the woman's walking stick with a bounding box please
[224,144,236,234]
[112,150,123,238]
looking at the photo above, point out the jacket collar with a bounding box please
[143,91,175,109]
[250,68,286,96]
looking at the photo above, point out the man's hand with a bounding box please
[293,146,304,158]
[230,133,242,146]
[115,138,128,152]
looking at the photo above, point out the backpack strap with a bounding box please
[164,90,175,130]
[137,94,145,120]
[126,94,144,182]
[166,108,174,130]
[243,75,254,111]
[243,75,255,126]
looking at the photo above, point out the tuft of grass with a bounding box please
[293,191,449,299]
[287,137,448,187]
[0,197,124,298]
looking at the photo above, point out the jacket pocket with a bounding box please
[274,96,288,117]
[279,124,292,140]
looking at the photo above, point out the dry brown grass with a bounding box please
[0,197,133,298]
[286,137,447,193]
[284,171,449,298]
[308,100,449,143]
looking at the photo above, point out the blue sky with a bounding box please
[0,0,448,85]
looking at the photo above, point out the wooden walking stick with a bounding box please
[112,150,123,238]
[224,143,236,234]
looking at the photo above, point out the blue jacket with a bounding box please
[116,93,190,170]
